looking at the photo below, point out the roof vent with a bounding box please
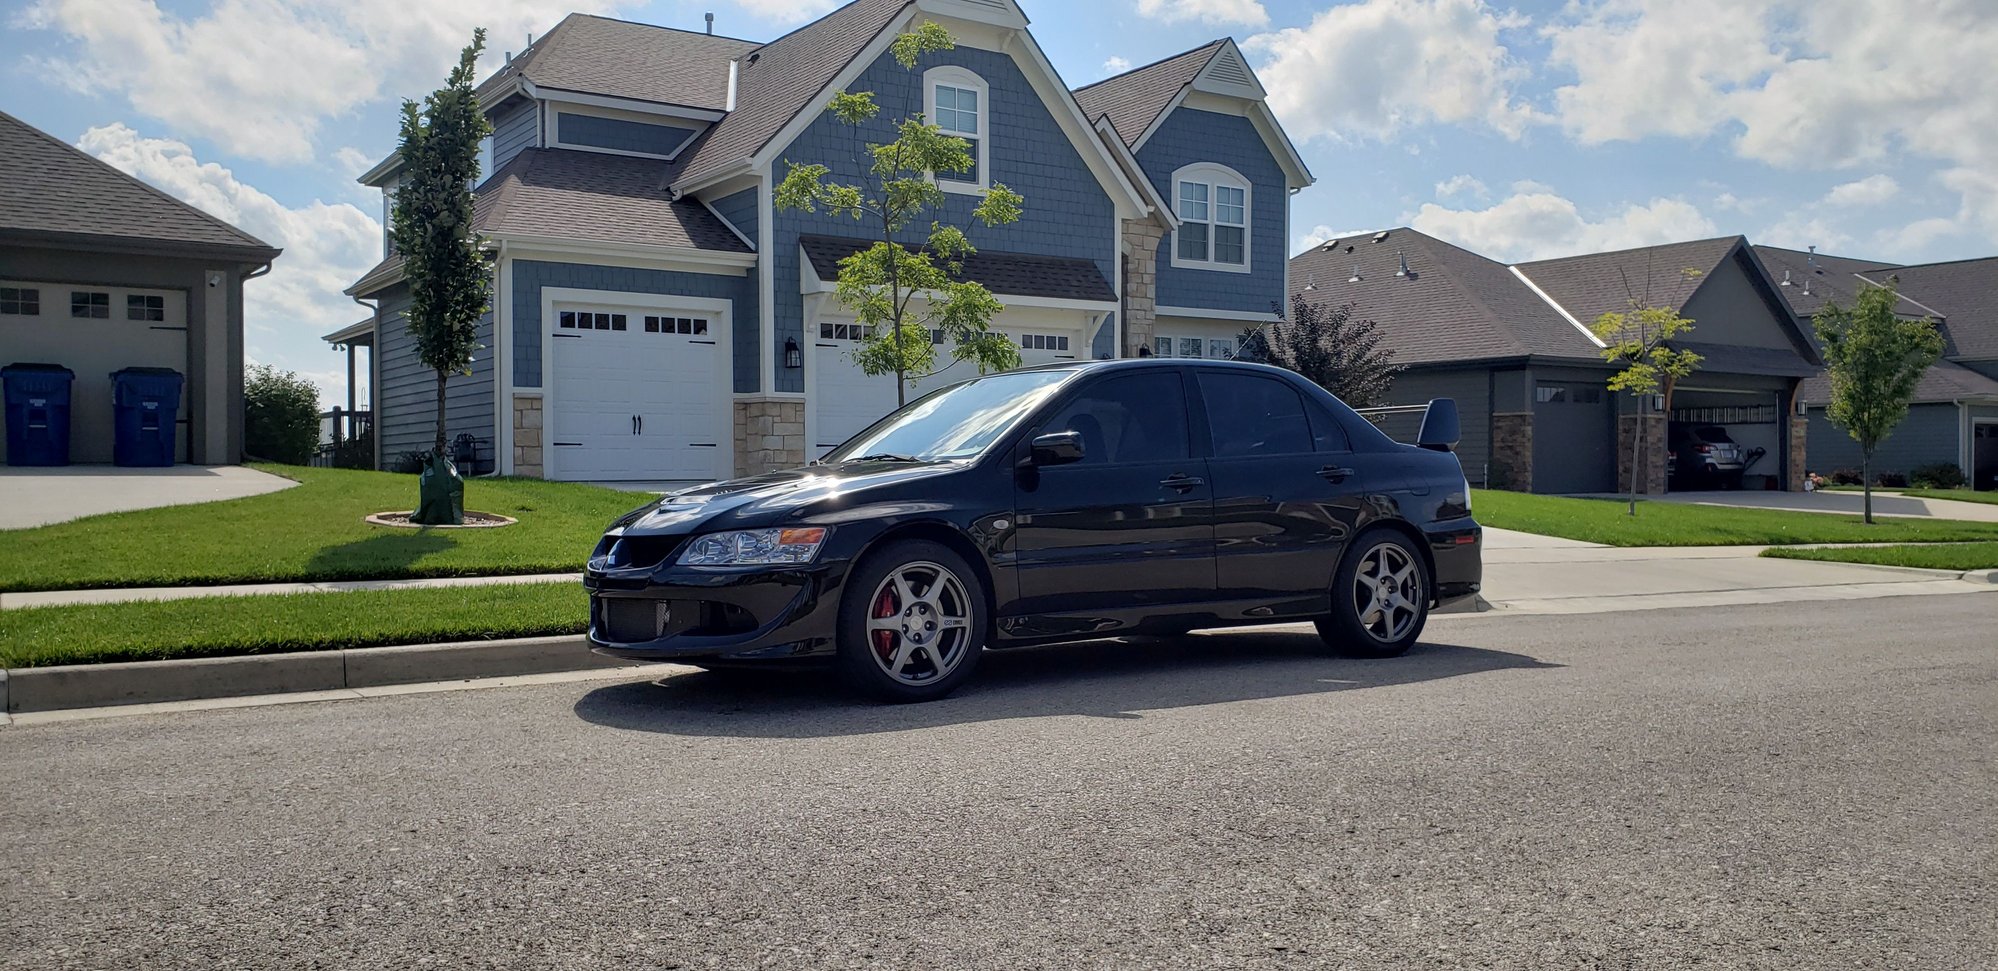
[1320,240,1338,252]
[1348,264,1362,283]
[1780,269,1792,286]
[1802,277,1812,296]
[705,12,714,34]
[1372,230,1390,243]
[1207,49,1254,86]
[1395,251,1412,278]
[1807,244,1818,270]
[1302,273,1316,292]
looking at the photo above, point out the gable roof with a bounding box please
[672,0,912,190]
[1516,236,1743,326]
[1752,244,1914,321]
[0,110,279,261]
[1071,40,1225,148]
[1800,356,1998,405]
[477,14,758,111]
[799,234,1114,302]
[1289,228,1603,367]
[1858,257,1998,361]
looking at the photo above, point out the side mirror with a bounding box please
[1028,430,1085,467]
[1416,398,1460,453]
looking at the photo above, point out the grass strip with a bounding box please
[1760,542,1998,572]
[1471,490,1998,547]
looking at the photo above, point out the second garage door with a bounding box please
[548,304,728,482]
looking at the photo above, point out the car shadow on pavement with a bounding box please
[571,627,1559,738]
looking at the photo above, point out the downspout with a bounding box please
[350,291,381,469]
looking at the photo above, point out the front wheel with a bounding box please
[835,540,985,703]
[1315,530,1430,657]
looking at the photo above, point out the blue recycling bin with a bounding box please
[2,363,76,467]
[110,367,184,467]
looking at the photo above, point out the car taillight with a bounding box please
[1695,444,1714,453]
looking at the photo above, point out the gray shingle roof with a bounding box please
[0,110,278,259]
[1071,41,1224,147]
[477,148,749,252]
[1516,236,1743,328]
[1800,356,1998,405]
[1752,244,1919,321]
[478,14,758,110]
[1288,228,1602,367]
[1859,257,1998,361]
[799,234,1114,302]
[673,0,911,190]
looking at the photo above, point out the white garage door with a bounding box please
[548,305,727,481]
[809,321,1081,458]
[0,281,187,465]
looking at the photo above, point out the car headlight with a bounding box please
[677,527,829,566]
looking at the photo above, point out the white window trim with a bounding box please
[1153,333,1243,361]
[1169,162,1252,275]
[924,65,990,195]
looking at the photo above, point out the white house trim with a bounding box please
[1155,305,1280,323]
[547,102,705,161]
[923,65,991,195]
[495,243,514,473]
[700,197,757,252]
[1169,162,1252,275]
[800,253,1117,312]
[521,81,727,124]
[758,162,777,392]
[1509,264,1609,348]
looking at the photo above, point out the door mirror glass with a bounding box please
[1029,431,1086,467]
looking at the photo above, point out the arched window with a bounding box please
[1171,163,1251,273]
[924,66,989,193]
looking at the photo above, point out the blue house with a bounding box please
[334,0,1310,482]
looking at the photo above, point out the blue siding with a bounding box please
[373,284,496,464]
[1139,108,1287,315]
[509,259,758,393]
[1807,402,1960,476]
[491,99,538,172]
[557,112,697,156]
[711,187,758,249]
[769,45,1119,393]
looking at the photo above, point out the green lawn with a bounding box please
[0,582,588,668]
[0,465,649,592]
[1471,490,1998,547]
[1762,542,1998,571]
[1821,487,1998,505]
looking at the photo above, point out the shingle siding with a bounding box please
[1385,368,1493,483]
[491,99,539,173]
[508,259,758,393]
[769,44,1118,393]
[556,112,698,156]
[1807,403,1961,476]
[711,187,758,249]
[1140,108,1286,316]
[374,285,496,463]
[1679,252,1801,352]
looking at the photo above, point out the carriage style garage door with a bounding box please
[547,302,728,481]
[809,321,1083,459]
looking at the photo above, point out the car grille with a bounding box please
[606,534,683,570]
[601,598,666,643]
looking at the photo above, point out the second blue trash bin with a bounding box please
[2,363,76,467]
[111,367,184,467]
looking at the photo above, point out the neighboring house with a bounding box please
[1291,230,1821,494]
[1,110,280,465]
[334,0,1309,482]
[1756,245,1998,489]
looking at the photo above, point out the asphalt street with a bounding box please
[3,594,1993,970]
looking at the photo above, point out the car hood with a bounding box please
[613,460,965,536]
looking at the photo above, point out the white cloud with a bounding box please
[77,123,382,406]
[730,0,838,24]
[1246,0,1537,143]
[1878,216,1961,255]
[1409,187,1717,262]
[1822,175,1899,208]
[1543,0,1782,145]
[21,0,620,164]
[1435,174,1489,200]
[1136,0,1269,27]
[1103,56,1133,75]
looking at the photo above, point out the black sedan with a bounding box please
[586,359,1481,702]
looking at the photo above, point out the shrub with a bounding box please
[1909,462,1966,489]
[243,365,321,465]
[1828,468,1864,486]
[1875,471,1909,489]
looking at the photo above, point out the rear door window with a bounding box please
[1197,372,1314,457]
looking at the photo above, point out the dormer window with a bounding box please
[1172,163,1251,273]
[925,66,989,192]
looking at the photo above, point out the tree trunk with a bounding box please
[1627,399,1642,516]
[1862,452,1873,525]
[433,369,448,456]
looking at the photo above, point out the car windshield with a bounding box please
[1696,426,1735,444]
[822,369,1077,463]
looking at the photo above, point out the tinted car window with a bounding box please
[1198,372,1313,457]
[1308,400,1351,452]
[1038,372,1189,464]
[824,369,1073,462]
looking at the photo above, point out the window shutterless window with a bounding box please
[1171,164,1250,271]
[1197,372,1312,457]
[70,291,109,319]
[0,287,38,315]
[925,67,988,190]
[127,294,165,321]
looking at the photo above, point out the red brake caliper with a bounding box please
[872,586,899,659]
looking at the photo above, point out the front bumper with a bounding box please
[583,558,852,664]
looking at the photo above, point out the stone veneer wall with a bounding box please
[1490,412,1533,492]
[1616,413,1668,495]
[735,398,805,477]
[512,394,543,478]
[1121,218,1166,357]
[1787,415,1808,491]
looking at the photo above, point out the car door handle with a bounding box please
[1159,473,1205,492]
[1318,465,1356,482]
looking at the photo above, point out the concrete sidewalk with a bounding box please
[1641,489,1998,523]
[0,572,581,610]
[0,465,295,529]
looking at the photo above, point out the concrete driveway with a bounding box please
[1648,488,1998,522]
[0,465,295,529]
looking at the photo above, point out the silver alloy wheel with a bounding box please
[1352,541,1422,643]
[865,560,974,685]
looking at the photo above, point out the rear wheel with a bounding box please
[836,540,985,703]
[1315,530,1430,657]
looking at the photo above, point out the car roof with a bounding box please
[1015,357,1298,378]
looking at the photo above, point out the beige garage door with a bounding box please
[0,280,188,464]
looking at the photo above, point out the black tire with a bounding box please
[1315,529,1430,658]
[835,539,986,703]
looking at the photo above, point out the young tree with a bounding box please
[389,30,491,524]
[1592,300,1703,516]
[1814,281,1945,523]
[776,22,1025,407]
[1236,295,1401,407]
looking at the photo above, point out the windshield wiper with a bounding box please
[849,452,923,463]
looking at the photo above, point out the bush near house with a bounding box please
[243,364,321,465]
[1909,463,1967,490]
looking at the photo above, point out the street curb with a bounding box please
[1960,570,1998,585]
[4,636,631,714]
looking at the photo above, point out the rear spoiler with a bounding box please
[1351,398,1461,453]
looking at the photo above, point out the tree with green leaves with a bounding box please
[1237,294,1401,408]
[389,30,491,524]
[1592,292,1704,516]
[1814,281,1946,523]
[776,22,1025,407]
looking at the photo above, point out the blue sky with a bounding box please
[6,0,1994,405]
